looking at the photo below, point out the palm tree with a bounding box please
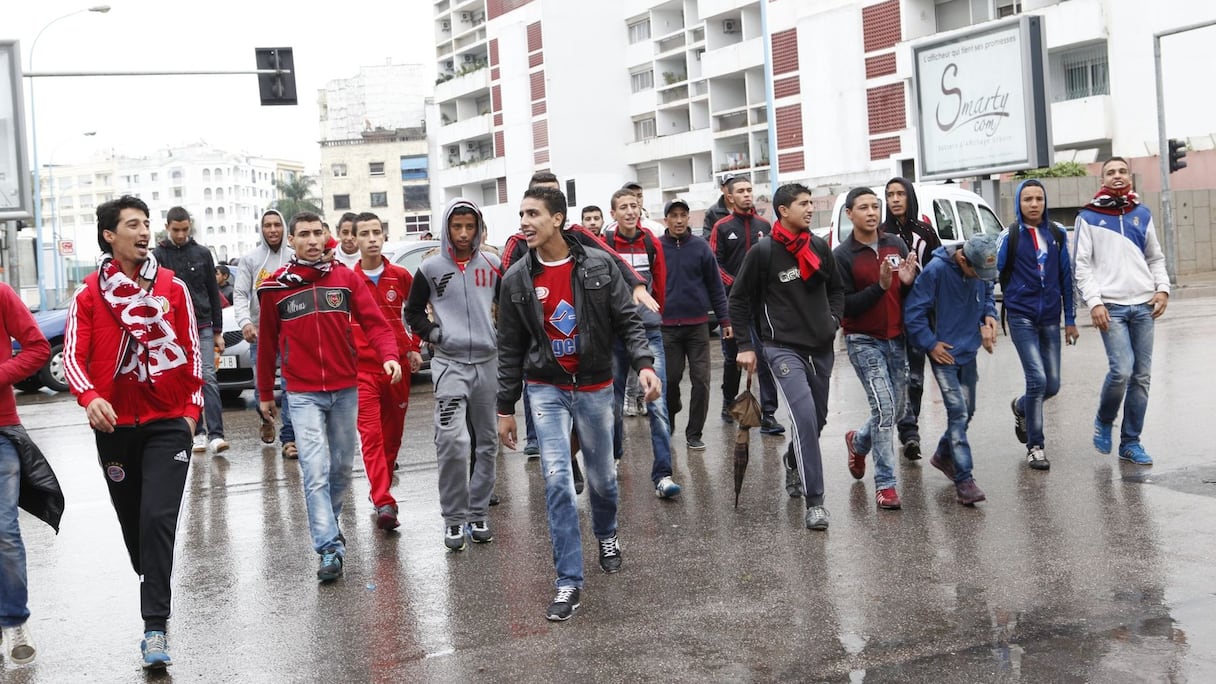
[272,174,322,219]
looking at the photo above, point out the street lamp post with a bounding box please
[29,5,110,311]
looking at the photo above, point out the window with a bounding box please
[404,215,430,235]
[217,207,226,218]
[331,163,348,177]
[370,192,388,207]
[203,169,211,181]
[205,208,214,219]
[630,68,654,93]
[369,162,386,177]
[979,205,1003,236]
[133,174,140,184]
[932,199,957,240]
[204,188,213,200]
[152,191,160,200]
[403,185,429,211]
[956,201,982,239]
[633,117,657,141]
[150,172,159,182]
[333,194,351,210]
[996,0,1021,18]
[206,226,215,235]
[627,18,651,44]
[171,170,182,181]
[1050,43,1109,102]
[935,0,988,32]
[400,155,428,181]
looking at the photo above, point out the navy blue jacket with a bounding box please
[904,245,997,366]
[997,180,1076,327]
[659,231,729,328]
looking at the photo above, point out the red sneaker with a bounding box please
[845,431,865,480]
[875,487,902,510]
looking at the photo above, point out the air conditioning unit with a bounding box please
[440,20,450,30]
[460,12,471,21]
[466,142,479,151]
[448,146,459,155]
[463,54,476,63]
[723,19,739,33]
[445,60,454,70]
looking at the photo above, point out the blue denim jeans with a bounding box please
[1097,303,1154,450]
[846,335,908,490]
[931,360,979,483]
[527,383,618,589]
[1008,315,1061,449]
[251,341,295,443]
[286,388,359,556]
[897,341,926,443]
[197,326,225,439]
[612,328,673,484]
[0,436,28,627]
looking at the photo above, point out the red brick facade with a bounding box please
[528,51,543,68]
[869,136,901,161]
[771,29,799,76]
[775,104,803,150]
[529,71,545,102]
[773,76,800,99]
[488,0,534,21]
[489,39,499,67]
[494,130,505,158]
[532,100,546,116]
[497,177,508,204]
[864,53,896,79]
[862,0,901,53]
[527,21,543,53]
[778,151,805,174]
[866,83,905,135]
[532,119,549,149]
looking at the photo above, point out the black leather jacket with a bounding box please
[496,236,653,415]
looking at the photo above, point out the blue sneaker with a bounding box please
[317,550,343,581]
[655,476,682,498]
[1119,444,1153,465]
[140,630,172,669]
[1093,418,1113,454]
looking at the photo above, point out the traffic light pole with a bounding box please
[1154,19,1216,286]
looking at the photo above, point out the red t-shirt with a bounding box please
[531,257,610,392]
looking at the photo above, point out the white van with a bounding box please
[820,183,1004,249]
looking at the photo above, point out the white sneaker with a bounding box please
[192,434,207,453]
[655,476,682,498]
[2,623,36,665]
[623,399,638,417]
[209,437,230,454]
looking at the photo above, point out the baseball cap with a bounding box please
[962,233,999,281]
[621,181,643,191]
[664,199,690,216]
[719,173,737,187]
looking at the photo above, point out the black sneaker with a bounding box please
[783,445,802,498]
[572,456,585,495]
[687,437,707,450]
[489,492,501,506]
[721,408,735,425]
[317,550,343,582]
[759,415,785,435]
[902,439,922,461]
[598,534,622,573]
[444,524,467,551]
[1011,398,1028,444]
[546,586,581,621]
[469,520,494,543]
[1026,446,1050,471]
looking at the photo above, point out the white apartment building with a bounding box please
[33,142,304,304]
[429,0,1216,245]
[317,64,434,236]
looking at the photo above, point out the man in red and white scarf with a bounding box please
[256,212,402,583]
[65,195,204,670]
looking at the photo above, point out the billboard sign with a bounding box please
[0,42,31,218]
[911,16,1051,181]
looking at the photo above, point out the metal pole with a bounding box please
[24,68,292,78]
[760,0,779,192]
[49,168,62,305]
[1152,19,1216,287]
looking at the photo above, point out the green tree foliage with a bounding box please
[272,175,322,219]
[1015,162,1089,179]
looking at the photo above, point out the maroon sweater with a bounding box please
[833,232,910,340]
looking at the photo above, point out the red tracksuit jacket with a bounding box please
[353,261,420,373]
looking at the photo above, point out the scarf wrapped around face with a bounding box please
[257,257,336,294]
[1085,186,1141,216]
[770,219,821,280]
[98,252,188,381]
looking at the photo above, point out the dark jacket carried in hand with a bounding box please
[729,235,844,354]
[496,235,654,415]
[154,237,224,331]
[1,425,64,533]
[882,177,941,266]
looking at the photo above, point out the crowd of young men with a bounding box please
[1,155,1174,668]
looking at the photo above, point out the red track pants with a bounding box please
[357,370,410,508]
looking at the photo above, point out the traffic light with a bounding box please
[1168,138,1187,173]
[255,48,297,106]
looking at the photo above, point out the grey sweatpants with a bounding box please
[432,357,498,527]
[765,344,834,507]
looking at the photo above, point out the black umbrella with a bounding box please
[728,373,762,508]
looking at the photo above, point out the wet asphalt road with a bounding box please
[4,297,1216,682]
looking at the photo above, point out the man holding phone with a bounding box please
[833,188,917,510]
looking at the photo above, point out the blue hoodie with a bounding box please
[904,245,997,366]
[996,180,1076,327]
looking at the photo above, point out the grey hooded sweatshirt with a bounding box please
[233,209,295,331]
[405,198,501,364]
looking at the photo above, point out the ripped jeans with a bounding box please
[846,334,908,491]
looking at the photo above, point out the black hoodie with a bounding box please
[153,236,224,330]
[881,177,941,267]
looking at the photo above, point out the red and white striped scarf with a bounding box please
[97,254,188,381]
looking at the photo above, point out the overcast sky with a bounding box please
[9,0,434,172]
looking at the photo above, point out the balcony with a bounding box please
[625,128,713,165]
[1051,95,1113,148]
[435,64,490,103]
[439,156,505,189]
[438,113,493,147]
[700,36,762,80]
